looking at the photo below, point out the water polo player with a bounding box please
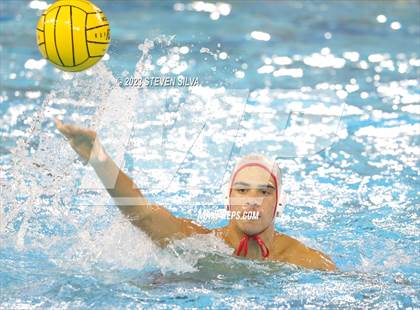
[54,118,336,271]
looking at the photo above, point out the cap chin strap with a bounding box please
[235,224,271,258]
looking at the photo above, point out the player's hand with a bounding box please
[54,117,107,165]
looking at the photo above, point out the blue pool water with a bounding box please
[1,0,419,308]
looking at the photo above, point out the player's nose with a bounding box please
[245,191,263,207]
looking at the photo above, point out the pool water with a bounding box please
[1,0,419,309]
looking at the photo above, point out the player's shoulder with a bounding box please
[274,232,303,251]
[272,233,337,271]
[272,232,304,257]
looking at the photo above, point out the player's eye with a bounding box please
[236,188,248,193]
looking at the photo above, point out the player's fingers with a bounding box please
[60,123,87,138]
[54,118,95,140]
[53,117,65,131]
[54,118,73,139]
[53,117,60,127]
[67,125,96,139]
[63,123,80,135]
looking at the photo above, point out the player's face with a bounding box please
[229,166,277,235]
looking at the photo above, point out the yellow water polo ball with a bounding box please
[36,0,110,72]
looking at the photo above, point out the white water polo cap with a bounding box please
[225,154,286,219]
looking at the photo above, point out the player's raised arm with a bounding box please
[54,118,209,245]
